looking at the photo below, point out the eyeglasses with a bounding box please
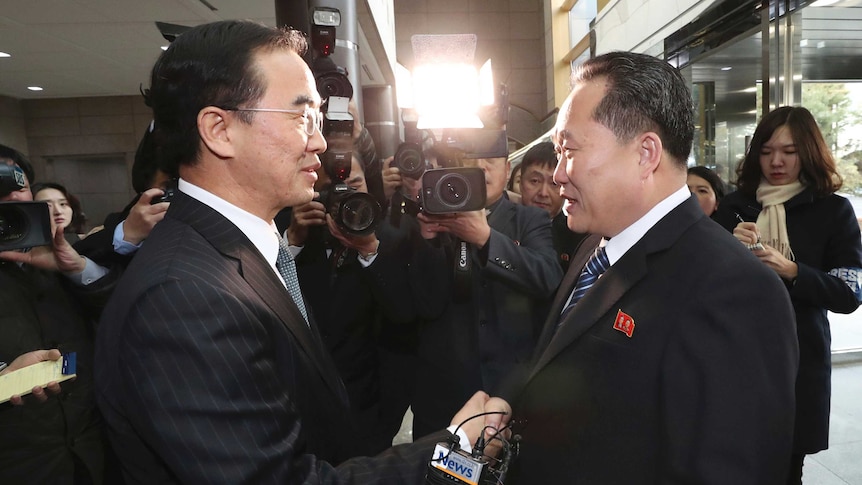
[221,106,324,136]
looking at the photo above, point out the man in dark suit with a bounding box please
[491,52,799,484]
[95,20,507,484]
[518,141,588,271]
[411,154,563,437]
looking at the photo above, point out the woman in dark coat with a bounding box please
[714,106,862,484]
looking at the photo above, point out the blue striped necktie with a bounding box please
[557,246,610,327]
[275,235,309,324]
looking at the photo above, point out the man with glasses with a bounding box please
[95,20,508,484]
[518,141,588,270]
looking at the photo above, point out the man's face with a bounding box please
[228,50,325,217]
[520,163,563,217]
[465,157,509,207]
[0,161,32,202]
[552,79,645,237]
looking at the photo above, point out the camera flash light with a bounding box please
[312,7,341,27]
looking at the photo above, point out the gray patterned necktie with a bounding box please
[557,246,610,328]
[275,235,309,324]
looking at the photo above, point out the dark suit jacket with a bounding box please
[96,191,446,484]
[0,262,111,483]
[411,196,563,437]
[505,196,799,484]
[292,221,420,456]
[551,210,588,272]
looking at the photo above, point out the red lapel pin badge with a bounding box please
[613,309,635,338]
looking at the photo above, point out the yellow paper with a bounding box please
[0,357,76,404]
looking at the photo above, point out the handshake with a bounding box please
[434,392,515,484]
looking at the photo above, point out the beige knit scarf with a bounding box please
[755,179,805,260]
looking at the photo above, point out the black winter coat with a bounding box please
[714,188,862,453]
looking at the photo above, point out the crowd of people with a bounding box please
[1,18,860,485]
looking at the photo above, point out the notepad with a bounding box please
[0,352,77,404]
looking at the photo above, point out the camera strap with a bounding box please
[452,239,472,303]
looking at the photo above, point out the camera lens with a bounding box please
[327,184,381,236]
[0,204,28,243]
[435,173,471,210]
[338,193,379,235]
[394,143,426,179]
[316,72,354,100]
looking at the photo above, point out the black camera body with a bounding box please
[150,182,177,205]
[317,183,381,236]
[313,56,354,102]
[420,167,486,215]
[321,110,355,182]
[0,201,53,251]
[393,142,428,180]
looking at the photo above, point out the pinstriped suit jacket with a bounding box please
[95,191,446,484]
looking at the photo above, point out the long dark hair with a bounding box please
[735,106,841,197]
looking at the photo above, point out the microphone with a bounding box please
[424,411,515,485]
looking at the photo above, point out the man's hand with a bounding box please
[418,210,491,247]
[381,157,403,202]
[0,225,86,273]
[123,188,170,245]
[286,198,326,246]
[326,215,378,257]
[451,391,512,456]
[2,349,63,406]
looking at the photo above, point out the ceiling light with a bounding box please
[27,86,43,91]
[810,0,840,6]
[721,66,732,71]
[0,52,10,58]
[817,41,826,48]
[800,39,809,47]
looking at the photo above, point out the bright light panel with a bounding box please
[413,63,481,129]
[398,60,496,129]
[395,63,414,109]
[479,59,494,106]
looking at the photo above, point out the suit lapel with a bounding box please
[528,196,704,381]
[170,192,347,402]
[533,234,602,353]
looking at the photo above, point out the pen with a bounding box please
[0,362,7,373]
[735,212,745,224]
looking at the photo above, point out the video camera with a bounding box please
[0,164,52,251]
[310,7,381,236]
[394,127,508,215]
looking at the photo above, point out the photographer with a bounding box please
[73,122,174,269]
[0,144,120,483]
[407,152,563,437]
[283,143,422,456]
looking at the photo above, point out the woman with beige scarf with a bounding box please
[714,106,862,485]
